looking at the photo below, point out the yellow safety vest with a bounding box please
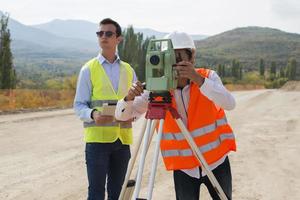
[83,58,133,144]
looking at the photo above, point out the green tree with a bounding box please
[118,26,153,82]
[231,59,237,79]
[223,64,226,77]
[286,58,298,80]
[239,64,243,80]
[217,64,223,77]
[270,61,276,81]
[119,26,138,64]
[0,14,16,89]
[217,64,226,78]
[231,59,242,80]
[294,59,300,80]
[136,37,151,81]
[279,66,285,78]
[259,58,265,77]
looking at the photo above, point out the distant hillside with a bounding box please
[195,27,300,70]
[32,19,208,40]
[8,18,98,52]
[5,15,206,63]
[33,19,98,42]
[2,11,300,85]
[11,39,93,88]
[33,20,168,40]
[2,16,97,87]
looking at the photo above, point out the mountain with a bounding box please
[195,27,300,69]
[0,14,97,87]
[32,19,98,42]
[8,17,98,52]
[5,15,206,61]
[2,11,299,85]
[32,19,208,40]
[0,12,207,88]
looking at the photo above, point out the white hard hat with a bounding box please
[164,31,195,49]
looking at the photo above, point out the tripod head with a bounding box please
[148,91,172,104]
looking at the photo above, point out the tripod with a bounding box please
[119,92,228,200]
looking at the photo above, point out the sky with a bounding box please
[1,0,300,35]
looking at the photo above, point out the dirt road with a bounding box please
[0,89,299,200]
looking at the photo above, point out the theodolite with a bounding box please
[145,39,178,97]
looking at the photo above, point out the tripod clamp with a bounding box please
[146,91,179,120]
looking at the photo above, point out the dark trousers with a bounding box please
[173,157,232,200]
[85,139,131,200]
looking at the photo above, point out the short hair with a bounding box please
[185,49,193,60]
[99,18,122,37]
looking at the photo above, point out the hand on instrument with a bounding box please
[124,81,144,101]
[175,61,204,86]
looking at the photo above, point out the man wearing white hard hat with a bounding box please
[115,31,236,200]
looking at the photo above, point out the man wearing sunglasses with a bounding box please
[115,32,237,200]
[74,18,137,200]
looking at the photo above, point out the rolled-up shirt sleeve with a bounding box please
[115,91,149,121]
[200,70,236,110]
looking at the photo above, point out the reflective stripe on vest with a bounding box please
[83,58,133,144]
[161,117,228,141]
[161,133,235,157]
[90,100,118,107]
[160,68,236,170]
[84,121,132,128]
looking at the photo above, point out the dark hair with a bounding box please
[99,18,122,37]
[185,49,193,60]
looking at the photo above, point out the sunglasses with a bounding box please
[96,31,116,38]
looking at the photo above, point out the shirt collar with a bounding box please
[97,53,120,65]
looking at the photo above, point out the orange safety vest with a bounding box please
[160,68,236,171]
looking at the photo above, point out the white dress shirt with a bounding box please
[115,70,235,178]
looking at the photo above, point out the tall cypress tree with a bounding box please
[259,58,265,77]
[287,58,297,80]
[293,59,299,80]
[239,64,243,80]
[279,66,285,78]
[0,14,16,89]
[222,64,226,77]
[231,59,237,79]
[270,61,276,81]
[231,59,242,80]
[118,26,153,82]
